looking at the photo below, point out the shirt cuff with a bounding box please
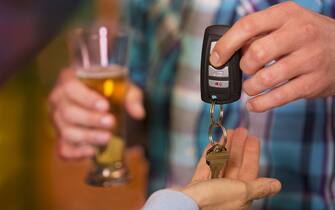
[142,189,199,210]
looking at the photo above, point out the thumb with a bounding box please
[246,178,282,200]
[125,84,146,120]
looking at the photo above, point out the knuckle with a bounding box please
[307,48,324,70]
[281,1,301,13]
[271,90,287,105]
[53,112,68,137]
[58,104,68,121]
[237,16,257,35]
[52,111,63,130]
[59,67,74,81]
[63,80,75,97]
[48,88,62,108]
[316,47,327,64]
[259,71,273,88]
[274,1,301,19]
[251,100,266,112]
[300,82,313,98]
[240,58,254,75]
[302,23,318,41]
[286,82,305,101]
[302,78,319,98]
[249,43,267,64]
[243,84,253,96]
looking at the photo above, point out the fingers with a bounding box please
[210,2,296,67]
[240,23,303,75]
[225,128,248,179]
[58,102,115,129]
[243,50,306,97]
[48,71,118,161]
[57,141,96,160]
[208,1,331,112]
[125,84,146,120]
[59,125,111,146]
[238,136,260,181]
[48,85,65,112]
[58,67,76,82]
[62,80,109,112]
[246,73,315,112]
[54,111,111,146]
[246,178,282,200]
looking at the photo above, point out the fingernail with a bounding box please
[246,102,254,112]
[270,180,281,195]
[210,51,221,67]
[100,116,114,127]
[95,100,109,111]
[96,133,111,142]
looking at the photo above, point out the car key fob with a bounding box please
[201,25,242,104]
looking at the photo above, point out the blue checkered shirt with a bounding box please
[126,0,335,209]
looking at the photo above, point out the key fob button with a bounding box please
[209,80,229,88]
[208,65,229,78]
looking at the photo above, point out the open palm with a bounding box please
[182,128,281,210]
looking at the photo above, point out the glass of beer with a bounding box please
[68,24,130,187]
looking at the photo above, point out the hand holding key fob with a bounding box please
[201,25,242,104]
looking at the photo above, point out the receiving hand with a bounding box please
[48,67,145,159]
[181,128,281,210]
[211,2,335,112]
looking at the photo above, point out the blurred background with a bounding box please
[0,0,148,209]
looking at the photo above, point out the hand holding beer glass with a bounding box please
[68,25,131,187]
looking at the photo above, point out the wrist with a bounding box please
[181,186,204,208]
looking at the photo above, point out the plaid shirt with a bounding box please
[126,0,335,209]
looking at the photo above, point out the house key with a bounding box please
[206,122,229,178]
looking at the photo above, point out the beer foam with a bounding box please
[76,65,127,78]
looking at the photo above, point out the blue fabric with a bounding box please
[142,189,199,210]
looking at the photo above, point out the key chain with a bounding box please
[208,99,227,146]
[201,25,242,178]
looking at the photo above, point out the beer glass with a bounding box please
[68,25,130,187]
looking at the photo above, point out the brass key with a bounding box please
[206,143,229,178]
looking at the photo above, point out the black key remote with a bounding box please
[201,25,242,104]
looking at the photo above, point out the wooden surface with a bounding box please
[45,146,148,210]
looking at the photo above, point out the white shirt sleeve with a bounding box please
[141,189,199,210]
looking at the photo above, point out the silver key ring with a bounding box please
[208,122,228,147]
[210,100,224,124]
